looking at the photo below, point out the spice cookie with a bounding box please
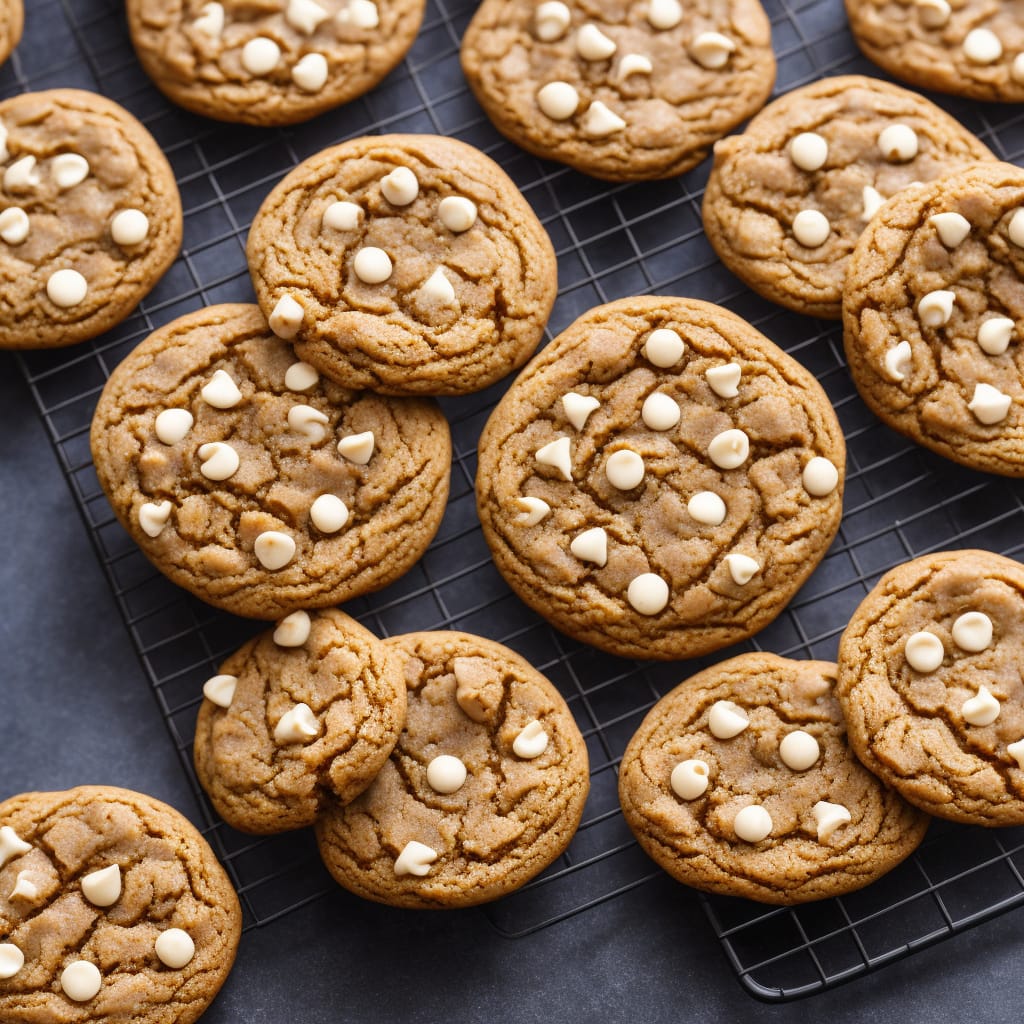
[126,0,424,126]
[475,296,846,661]
[0,786,241,1024]
[702,76,994,320]
[838,550,1024,826]
[194,608,406,834]
[90,303,451,620]
[0,89,182,350]
[315,631,589,908]
[247,134,557,396]
[619,654,929,904]
[460,0,775,182]
[0,0,22,70]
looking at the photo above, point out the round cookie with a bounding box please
[0,0,22,69]
[126,0,425,126]
[90,303,451,619]
[315,631,589,908]
[702,75,994,320]
[475,296,846,661]
[618,654,930,904]
[838,549,1024,826]
[247,134,557,396]
[194,608,406,834]
[0,89,182,350]
[843,160,1024,477]
[0,786,241,1023]
[460,0,775,182]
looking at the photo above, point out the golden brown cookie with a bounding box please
[837,550,1024,827]
[460,0,775,182]
[475,296,846,661]
[0,0,22,68]
[194,609,406,834]
[247,134,557,396]
[843,160,1024,477]
[618,653,930,904]
[90,303,451,620]
[702,76,994,320]
[126,0,425,126]
[0,89,182,350]
[315,631,589,908]
[0,786,241,1023]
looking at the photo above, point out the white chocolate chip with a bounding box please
[337,431,375,465]
[537,81,579,120]
[964,27,1002,64]
[918,289,955,328]
[138,500,172,539]
[962,684,1000,726]
[46,268,88,308]
[285,361,319,391]
[670,759,710,800]
[81,865,121,908]
[779,730,820,771]
[884,340,913,382]
[381,166,419,206]
[274,610,311,647]
[419,267,457,307]
[193,2,225,36]
[241,37,281,76]
[627,573,669,615]
[269,294,305,339]
[647,0,682,30]
[513,719,549,759]
[812,800,851,842]
[0,206,28,244]
[968,382,1011,425]
[1008,738,1024,769]
[580,101,626,138]
[605,449,645,490]
[691,31,735,70]
[9,871,38,901]
[155,929,195,970]
[878,124,918,162]
[254,531,296,571]
[197,442,239,481]
[733,805,772,843]
[310,494,348,533]
[915,0,949,26]
[426,755,467,794]
[0,122,7,164]
[0,944,24,980]
[322,200,362,231]
[286,0,328,33]
[337,0,379,27]
[708,700,749,739]
[724,552,760,585]
[394,840,437,877]
[438,196,477,233]
[111,208,149,246]
[534,0,571,40]
[1009,209,1024,248]
[274,702,320,743]
[203,674,237,708]
[536,436,572,480]
[292,52,329,92]
[4,155,39,191]
[792,208,830,248]
[641,392,680,431]
[288,403,330,442]
[644,327,684,367]
[201,369,242,410]
[802,456,839,497]
[353,246,392,284]
[563,392,600,431]
[905,630,944,672]
[515,496,550,526]
[707,428,749,470]
[978,317,1015,356]
[0,827,30,868]
[616,53,653,80]
[789,132,828,172]
[570,526,608,566]
[929,212,971,248]
[576,23,616,60]
[862,185,884,221]
[1014,53,1024,84]
[688,491,726,525]
[706,362,740,398]
[951,610,993,652]
[61,962,102,1002]
[155,408,194,445]
[52,153,89,190]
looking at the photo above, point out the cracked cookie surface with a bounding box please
[703,76,993,320]
[247,133,557,396]
[475,296,845,661]
[315,631,589,908]
[90,303,451,620]
[0,89,182,350]
[838,550,1024,826]
[0,786,240,1024]
[618,654,929,904]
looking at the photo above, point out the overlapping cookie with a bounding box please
[838,550,1024,826]
[0,0,21,70]
[315,631,589,908]
[194,608,406,834]
[90,303,451,619]
[0,786,240,1023]
[0,89,182,350]
[127,0,424,126]
[702,76,994,319]
[460,0,775,181]
[475,296,845,661]
[248,134,557,396]
[619,654,930,904]
[843,160,1024,477]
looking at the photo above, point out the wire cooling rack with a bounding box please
[11,0,1024,1003]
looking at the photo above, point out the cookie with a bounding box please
[475,296,845,661]
[194,608,406,834]
[90,303,451,620]
[843,160,1024,477]
[315,631,589,908]
[247,134,557,396]
[0,0,22,69]
[0,786,241,1023]
[838,550,1024,826]
[0,89,182,350]
[460,0,775,182]
[702,75,994,320]
[618,654,930,904]
[126,0,424,126]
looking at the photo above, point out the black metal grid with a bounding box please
[11,0,1024,1002]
